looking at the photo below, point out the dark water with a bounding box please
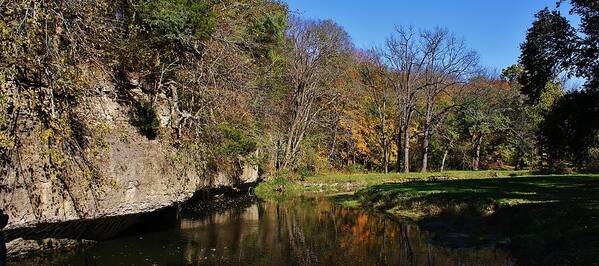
[14,197,514,265]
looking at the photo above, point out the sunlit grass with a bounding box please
[305,170,530,184]
[355,174,599,216]
[256,170,532,201]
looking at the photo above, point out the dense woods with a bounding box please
[0,0,597,190]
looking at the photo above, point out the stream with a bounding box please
[11,196,514,265]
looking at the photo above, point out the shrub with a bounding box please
[218,124,257,157]
[132,101,160,139]
[586,145,599,173]
[136,0,216,45]
[254,171,303,201]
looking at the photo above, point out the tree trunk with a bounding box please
[421,104,432,173]
[472,135,482,171]
[378,98,389,173]
[440,149,448,172]
[383,145,389,173]
[275,139,282,171]
[282,104,311,170]
[515,149,524,170]
[420,129,429,173]
[282,118,299,169]
[327,121,339,163]
[403,126,410,173]
[396,132,402,172]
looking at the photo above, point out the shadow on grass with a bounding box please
[356,175,599,265]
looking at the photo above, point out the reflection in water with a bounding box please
[15,197,515,265]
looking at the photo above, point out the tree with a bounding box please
[540,90,599,171]
[136,0,216,46]
[519,8,575,103]
[500,64,561,169]
[383,27,477,173]
[520,0,598,172]
[417,28,478,172]
[520,1,598,99]
[358,51,396,173]
[560,0,599,89]
[435,114,460,172]
[278,17,353,170]
[383,26,427,173]
[457,77,509,170]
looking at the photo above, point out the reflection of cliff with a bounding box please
[178,198,514,265]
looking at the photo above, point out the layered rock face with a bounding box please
[0,88,259,230]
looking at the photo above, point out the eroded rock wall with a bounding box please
[0,89,259,229]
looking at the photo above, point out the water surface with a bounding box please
[16,196,513,265]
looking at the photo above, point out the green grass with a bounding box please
[256,170,530,201]
[307,170,530,195]
[306,170,529,184]
[254,175,304,202]
[255,171,529,202]
[355,174,599,216]
[352,174,599,265]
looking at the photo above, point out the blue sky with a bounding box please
[282,0,578,73]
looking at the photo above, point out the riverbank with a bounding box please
[256,172,599,265]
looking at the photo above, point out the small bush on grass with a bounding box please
[254,171,304,201]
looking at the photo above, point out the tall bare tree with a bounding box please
[418,28,478,172]
[383,26,421,173]
[279,17,353,170]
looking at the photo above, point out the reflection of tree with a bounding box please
[179,197,513,265]
[399,224,415,264]
[285,209,318,265]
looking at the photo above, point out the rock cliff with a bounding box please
[0,85,259,230]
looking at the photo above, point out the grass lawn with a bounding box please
[255,170,530,200]
[305,170,529,185]
[354,174,599,216]
[351,174,599,265]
